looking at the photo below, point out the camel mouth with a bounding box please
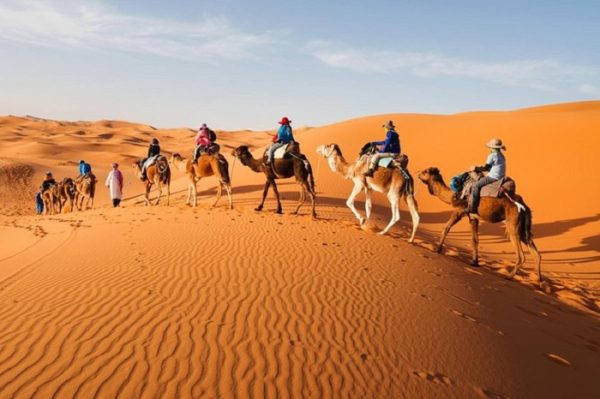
[315,144,330,157]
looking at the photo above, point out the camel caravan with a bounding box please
[34,117,544,288]
[37,160,97,215]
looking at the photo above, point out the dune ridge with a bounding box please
[0,101,599,397]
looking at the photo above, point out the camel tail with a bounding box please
[219,155,231,185]
[303,156,316,192]
[400,169,414,198]
[518,201,534,244]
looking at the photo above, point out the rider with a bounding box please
[266,116,295,164]
[363,120,401,177]
[141,138,161,180]
[467,138,507,216]
[192,123,217,162]
[40,171,56,192]
[76,160,92,183]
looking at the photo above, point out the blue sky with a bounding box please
[1,0,599,130]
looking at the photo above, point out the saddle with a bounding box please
[376,154,409,170]
[263,142,301,161]
[459,172,516,200]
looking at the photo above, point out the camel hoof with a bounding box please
[275,210,283,214]
[470,260,479,267]
[359,217,366,226]
[377,231,387,236]
[540,280,552,293]
[254,207,263,212]
[435,245,443,254]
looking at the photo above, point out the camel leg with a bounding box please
[224,183,233,210]
[167,182,170,206]
[211,182,223,208]
[526,239,543,282]
[145,184,151,206]
[405,194,420,243]
[437,211,464,253]
[506,221,526,279]
[293,184,306,215]
[256,180,271,211]
[155,182,162,206]
[346,180,366,225]
[271,180,283,214]
[364,188,373,221]
[379,192,401,235]
[470,218,480,267]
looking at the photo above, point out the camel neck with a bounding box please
[243,155,265,173]
[429,177,454,204]
[329,152,352,178]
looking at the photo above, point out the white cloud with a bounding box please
[0,0,276,62]
[308,41,598,91]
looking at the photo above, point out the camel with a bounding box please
[169,152,233,209]
[74,174,96,210]
[316,143,420,242]
[231,145,317,218]
[41,185,60,215]
[132,156,171,206]
[56,177,76,212]
[417,167,542,283]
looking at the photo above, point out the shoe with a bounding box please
[363,168,375,177]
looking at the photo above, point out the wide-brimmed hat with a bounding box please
[278,116,291,125]
[485,138,506,150]
[382,120,396,130]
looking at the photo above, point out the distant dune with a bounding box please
[0,102,599,398]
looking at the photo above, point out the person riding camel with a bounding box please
[266,116,295,164]
[363,120,401,177]
[76,160,92,183]
[40,171,56,192]
[141,138,161,181]
[467,138,507,216]
[192,123,217,162]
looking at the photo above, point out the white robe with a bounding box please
[105,170,123,200]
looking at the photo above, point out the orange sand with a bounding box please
[0,102,599,397]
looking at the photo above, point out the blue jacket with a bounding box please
[79,162,92,175]
[373,130,400,153]
[277,125,295,143]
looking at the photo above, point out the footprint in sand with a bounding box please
[477,387,508,399]
[451,309,478,323]
[545,353,571,367]
[412,370,454,386]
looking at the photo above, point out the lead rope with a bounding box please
[230,156,236,182]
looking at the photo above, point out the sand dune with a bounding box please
[0,102,599,398]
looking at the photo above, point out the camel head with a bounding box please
[231,146,253,164]
[315,144,341,159]
[169,152,184,164]
[417,167,441,184]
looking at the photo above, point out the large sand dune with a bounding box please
[0,102,599,397]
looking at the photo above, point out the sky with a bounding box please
[0,0,599,130]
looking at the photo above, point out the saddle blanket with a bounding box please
[273,143,290,159]
[480,177,516,197]
[144,155,162,168]
[377,157,394,168]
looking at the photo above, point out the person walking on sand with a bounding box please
[467,138,507,216]
[363,120,401,177]
[105,163,124,207]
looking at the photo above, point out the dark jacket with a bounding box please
[373,130,400,153]
[41,178,56,192]
[148,143,161,158]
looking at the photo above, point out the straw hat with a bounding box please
[382,120,396,130]
[485,138,506,150]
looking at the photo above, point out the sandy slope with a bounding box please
[0,102,599,398]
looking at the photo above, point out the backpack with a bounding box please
[450,172,469,192]
[208,129,217,142]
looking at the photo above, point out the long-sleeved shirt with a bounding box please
[276,125,294,143]
[373,130,400,154]
[147,143,161,158]
[79,163,92,175]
